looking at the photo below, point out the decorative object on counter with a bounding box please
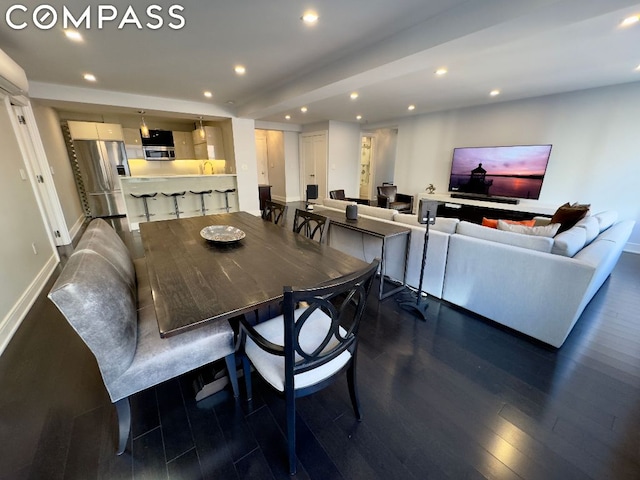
[162,191,186,218]
[396,199,439,320]
[139,110,150,138]
[130,192,157,222]
[346,204,358,220]
[200,225,246,243]
[426,183,436,194]
[215,188,236,213]
[190,189,213,216]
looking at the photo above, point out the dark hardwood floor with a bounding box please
[1,213,639,480]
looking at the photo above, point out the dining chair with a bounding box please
[236,259,380,474]
[293,208,330,243]
[262,200,288,226]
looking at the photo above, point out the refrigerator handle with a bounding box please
[97,142,113,191]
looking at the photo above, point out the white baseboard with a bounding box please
[624,242,640,255]
[68,214,86,243]
[271,194,286,203]
[0,253,59,356]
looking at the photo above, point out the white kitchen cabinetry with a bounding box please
[173,131,195,159]
[123,127,143,159]
[192,126,225,159]
[67,121,124,141]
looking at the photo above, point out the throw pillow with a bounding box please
[497,220,561,238]
[482,217,536,229]
[550,202,590,233]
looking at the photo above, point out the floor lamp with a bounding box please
[396,199,439,320]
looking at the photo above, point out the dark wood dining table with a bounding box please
[139,211,368,337]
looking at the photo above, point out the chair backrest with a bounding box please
[262,200,288,226]
[293,208,330,243]
[329,189,346,200]
[377,185,397,202]
[283,259,379,381]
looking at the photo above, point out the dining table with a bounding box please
[139,211,369,338]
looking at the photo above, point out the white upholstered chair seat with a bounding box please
[244,308,351,392]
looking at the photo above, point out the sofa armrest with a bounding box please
[377,194,390,208]
[396,193,414,205]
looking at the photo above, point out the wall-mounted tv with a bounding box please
[448,144,552,200]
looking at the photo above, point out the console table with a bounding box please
[416,193,557,224]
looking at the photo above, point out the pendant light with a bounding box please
[139,110,150,138]
[198,116,206,140]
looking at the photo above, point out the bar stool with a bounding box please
[215,188,236,213]
[190,189,213,216]
[162,191,186,218]
[129,192,157,222]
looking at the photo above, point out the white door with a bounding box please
[11,104,69,245]
[300,132,327,201]
[255,131,269,185]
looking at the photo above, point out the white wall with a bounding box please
[265,130,286,201]
[231,118,260,214]
[284,131,301,201]
[327,121,361,198]
[31,103,84,236]
[393,82,640,250]
[369,128,398,188]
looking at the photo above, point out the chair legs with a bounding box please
[286,388,297,475]
[114,397,131,455]
[347,362,362,421]
[224,354,240,398]
[241,355,253,401]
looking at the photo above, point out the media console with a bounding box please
[450,192,519,204]
[416,193,557,224]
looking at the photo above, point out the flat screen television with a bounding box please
[448,144,552,200]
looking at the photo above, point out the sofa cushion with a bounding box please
[574,216,599,244]
[456,221,553,253]
[393,213,459,234]
[357,204,397,221]
[551,226,587,257]
[497,220,561,237]
[48,249,137,385]
[322,198,356,210]
[550,202,590,233]
[593,211,618,232]
[76,219,136,291]
[482,218,536,228]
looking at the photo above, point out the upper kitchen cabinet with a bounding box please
[68,121,124,141]
[173,131,195,159]
[192,125,225,159]
[123,127,142,146]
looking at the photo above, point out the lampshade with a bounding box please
[139,111,150,138]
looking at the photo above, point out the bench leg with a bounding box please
[225,354,239,398]
[115,398,131,455]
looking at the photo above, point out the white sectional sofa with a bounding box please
[314,198,635,348]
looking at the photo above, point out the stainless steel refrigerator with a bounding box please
[67,139,131,218]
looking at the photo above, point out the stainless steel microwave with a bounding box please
[143,146,176,161]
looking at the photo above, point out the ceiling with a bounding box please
[1,0,640,125]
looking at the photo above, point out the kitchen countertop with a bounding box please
[123,174,237,181]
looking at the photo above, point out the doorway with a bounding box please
[300,132,327,202]
[359,135,375,200]
[255,131,269,186]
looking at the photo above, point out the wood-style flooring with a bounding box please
[0,214,639,479]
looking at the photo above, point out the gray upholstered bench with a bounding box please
[48,219,238,454]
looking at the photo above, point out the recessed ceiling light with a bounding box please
[302,11,319,24]
[83,73,96,82]
[226,100,235,105]
[203,91,213,98]
[285,115,291,120]
[408,104,416,111]
[356,115,362,120]
[435,68,448,76]
[350,92,359,100]
[300,106,308,113]
[490,89,501,97]
[234,65,246,75]
[64,30,82,41]
[620,15,639,27]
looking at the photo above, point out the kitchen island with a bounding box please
[120,174,238,230]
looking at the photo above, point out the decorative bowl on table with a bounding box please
[200,225,246,243]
